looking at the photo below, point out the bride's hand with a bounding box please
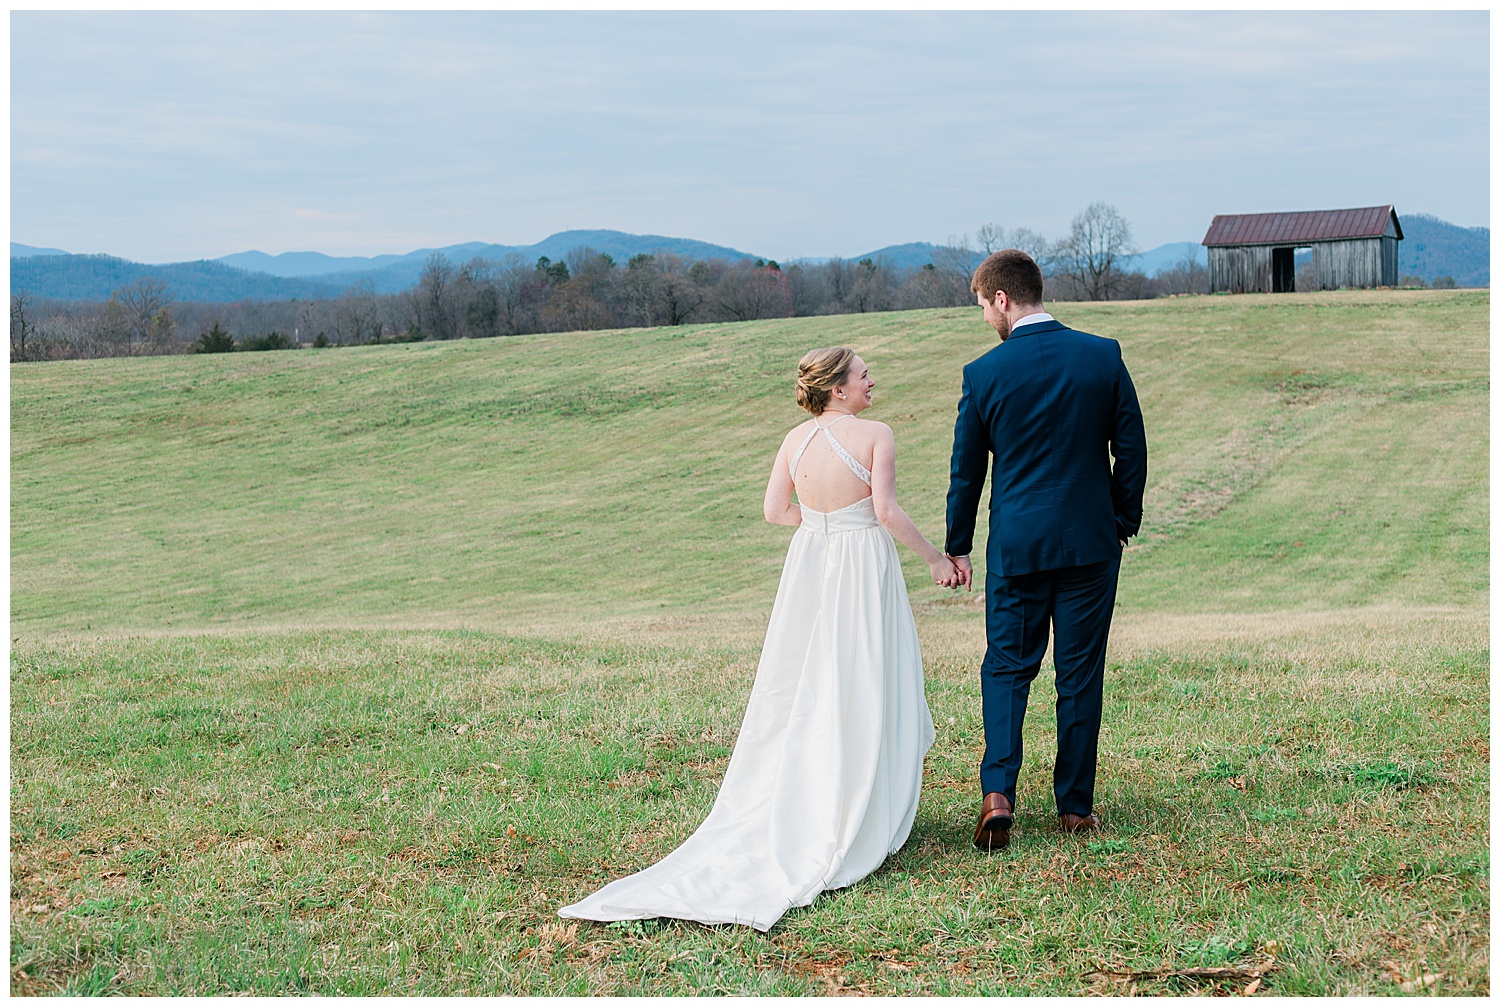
[929,555,958,588]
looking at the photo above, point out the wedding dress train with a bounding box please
[560,417,934,932]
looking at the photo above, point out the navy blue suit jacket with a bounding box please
[945,318,1147,577]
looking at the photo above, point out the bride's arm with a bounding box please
[870,424,958,586]
[763,441,802,527]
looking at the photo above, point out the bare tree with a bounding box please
[822,258,853,313]
[490,253,537,335]
[465,285,501,339]
[624,253,705,326]
[11,290,35,361]
[931,242,979,298]
[1054,202,1137,300]
[60,299,131,358]
[1153,253,1209,296]
[114,278,173,354]
[97,295,134,355]
[900,263,969,309]
[297,300,341,346]
[414,253,456,339]
[965,225,1054,265]
[1006,227,1054,267]
[147,306,177,350]
[622,252,660,326]
[713,261,791,321]
[661,269,708,325]
[849,258,895,313]
[333,278,381,345]
[975,222,1006,255]
[537,249,618,334]
[784,263,825,316]
[542,247,617,331]
[934,226,1053,298]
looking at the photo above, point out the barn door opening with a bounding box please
[1271,247,1295,292]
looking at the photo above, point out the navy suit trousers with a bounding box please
[980,557,1119,816]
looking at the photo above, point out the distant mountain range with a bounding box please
[10,252,340,302]
[1124,241,1206,274]
[1395,214,1489,287]
[215,230,760,280]
[10,231,764,302]
[11,214,1487,303]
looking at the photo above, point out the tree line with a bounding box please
[13,202,1210,362]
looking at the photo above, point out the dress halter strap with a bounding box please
[788,414,873,487]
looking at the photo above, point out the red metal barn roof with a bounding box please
[1201,206,1402,246]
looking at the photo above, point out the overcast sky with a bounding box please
[10,11,1490,263]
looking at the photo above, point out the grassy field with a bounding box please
[10,290,1489,994]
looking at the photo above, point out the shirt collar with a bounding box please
[1012,311,1054,330]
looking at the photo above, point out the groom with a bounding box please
[945,249,1147,850]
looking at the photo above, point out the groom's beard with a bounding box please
[995,316,1012,342]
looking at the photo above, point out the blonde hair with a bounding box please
[795,346,857,415]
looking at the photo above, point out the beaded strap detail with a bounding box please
[788,414,872,486]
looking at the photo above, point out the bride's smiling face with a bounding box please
[832,356,874,412]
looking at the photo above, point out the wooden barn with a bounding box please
[1202,205,1402,293]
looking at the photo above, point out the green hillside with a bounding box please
[10,290,1488,996]
[12,289,1488,635]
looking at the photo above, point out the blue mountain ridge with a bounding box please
[10,254,340,302]
[217,231,761,280]
[10,216,1486,303]
[1396,214,1489,287]
[11,242,69,258]
[788,242,967,272]
[1124,242,1206,274]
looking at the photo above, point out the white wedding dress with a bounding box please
[560,415,935,932]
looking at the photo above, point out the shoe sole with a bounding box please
[973,815,1012,851]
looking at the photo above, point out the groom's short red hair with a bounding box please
[971,250,1044,307]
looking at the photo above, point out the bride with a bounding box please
[560,346,957,932]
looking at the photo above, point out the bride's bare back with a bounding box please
[761,348,959,590]
[785,414,879,512]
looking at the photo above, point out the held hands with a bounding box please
[928,555,960,589]
[947,554,973,591]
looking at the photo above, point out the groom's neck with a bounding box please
[1000,304,1044,340]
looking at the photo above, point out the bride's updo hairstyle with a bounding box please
[795,346,857,415]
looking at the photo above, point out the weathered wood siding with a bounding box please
[1207,245,1272,293]
[1381,235,1400,286]
[1209,230,1399,293]
[1307,238,1384,290]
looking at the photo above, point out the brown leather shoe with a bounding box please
[972,792,1013,850]
[1059,812,1101,834]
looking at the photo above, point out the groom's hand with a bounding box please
[947,554,973,591]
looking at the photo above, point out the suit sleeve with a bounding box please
[1108,346,1147,542]
[945,366,991,557]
